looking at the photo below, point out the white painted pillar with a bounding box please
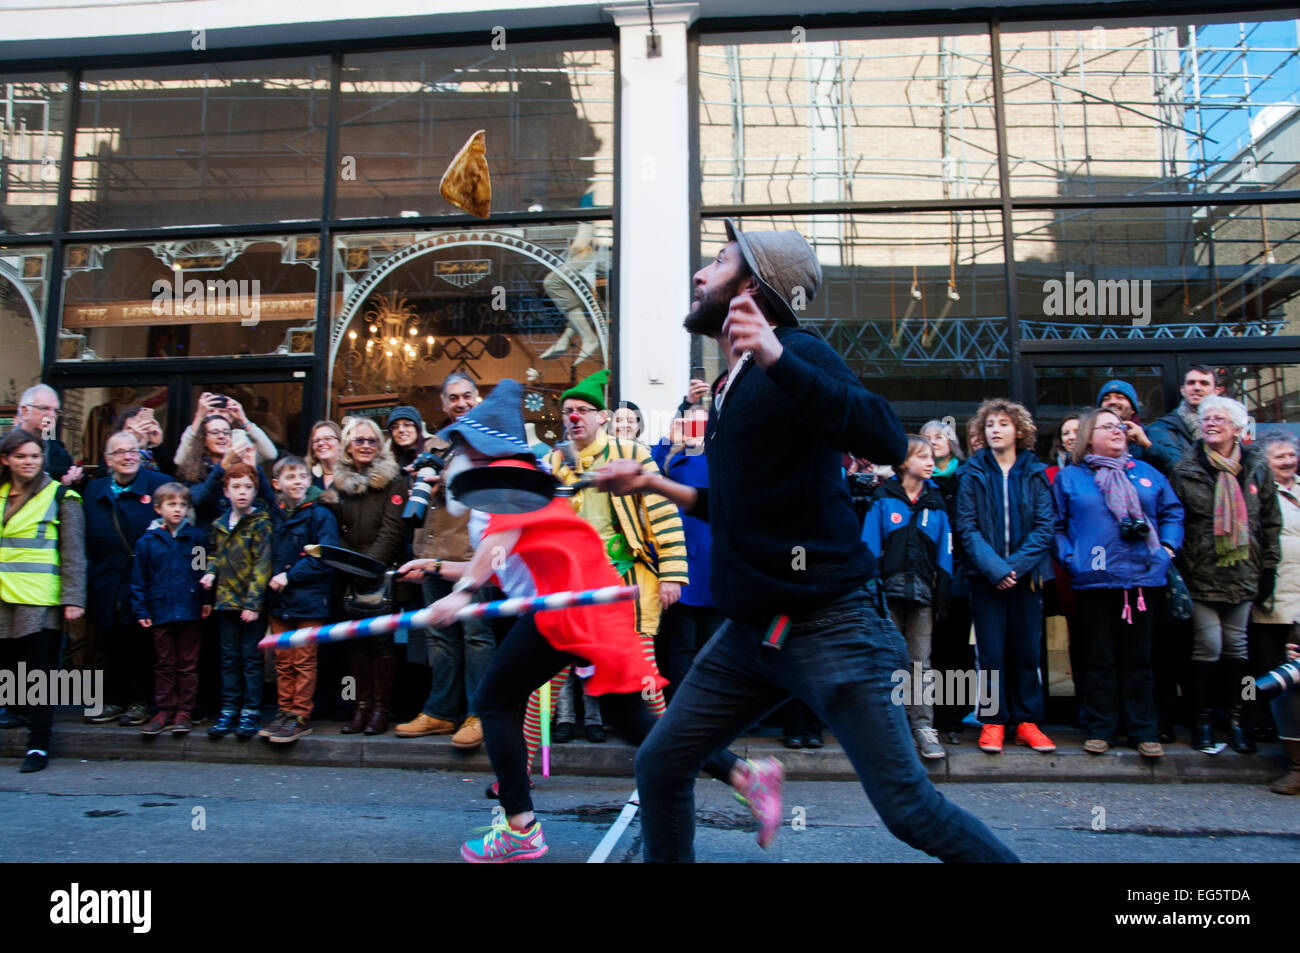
[606,1,698,444]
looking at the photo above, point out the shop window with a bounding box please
[59,235,319,360]
[702,212,1009,429]
[336,42,614,219]
[1014,203,1300,339]
[1002,18,1300,198]
[0,76,68,235]
[0,245,47,400]
[71,58,328,230]
[699,29,998,207]
[329,221,611,443]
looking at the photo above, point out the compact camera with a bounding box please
[403,450,448,522]
[1118,516,1151,541]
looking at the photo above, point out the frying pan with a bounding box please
[303,544,390,580]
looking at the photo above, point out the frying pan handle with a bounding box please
[555,474,598,498]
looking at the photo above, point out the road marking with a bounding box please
[586,789,639,863]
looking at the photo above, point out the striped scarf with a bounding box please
[1085,453,1158,551]
[1206,443,1250,566]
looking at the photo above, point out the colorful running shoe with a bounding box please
[732,757,785,849]
[460,821,549,863]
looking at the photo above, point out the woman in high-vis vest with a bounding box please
[0,428,86,772]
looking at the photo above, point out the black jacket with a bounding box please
[696,326,907,625]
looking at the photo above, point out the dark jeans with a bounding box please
[1076,588,1160,743]
[473,614,737,817]
[421,575,495,722]
[102,616,152,709]
[968,578,1045,725]
[931,594,974,733]
[14,629,60,752]
[655,602,722,703]
[635,588,1018,863]
[218,611,264,713]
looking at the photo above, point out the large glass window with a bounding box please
[699,29,998,206]
[336,42,615,219]
[1015,203,1300,339]
[0,76,68,235]
[703,211,1008,427]
[0,245,48,398]
[59,235,320,360]
[1002,18,1300,198]
[329,221,611,437]
[72,59,329,230]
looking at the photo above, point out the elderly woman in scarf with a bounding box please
[1053,409,1184,757]
[1169,396,1282,754]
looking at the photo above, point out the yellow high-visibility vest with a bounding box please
[0,480,76,606]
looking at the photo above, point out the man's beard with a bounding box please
[684,277,744,335]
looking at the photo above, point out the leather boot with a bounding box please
[1191,660,1217,751]
[341,654,373,735]
[1270,740,1300,795]
[1224,656,1256,753]
[365,654,395,736]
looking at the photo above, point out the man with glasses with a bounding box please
[83,430,172,725]
[15,384,81,485]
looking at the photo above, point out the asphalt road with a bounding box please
[2,759,1298,864]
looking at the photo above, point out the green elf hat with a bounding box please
[560,368,611,411]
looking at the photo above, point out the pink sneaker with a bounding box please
[733,758,785,849]
[460,820,549,863]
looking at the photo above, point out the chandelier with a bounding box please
[341,291,438,394]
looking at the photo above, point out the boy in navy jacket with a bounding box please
[130,483,211,735]
[862,436,954,760]
[262,456,340,743]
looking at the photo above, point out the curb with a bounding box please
[0,720,1286,783]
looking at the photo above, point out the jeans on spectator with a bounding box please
[554,667,602,726]
[968,578,1045,725]
[1190,600,1250,661]
[103,616,152,709]
[888,599,934,731]
[152,621,202,719]
[635,587,1018,863]
[20,629,60,752]
[656,603,722,703]
[218,610,264,713]
[1076,588,1160,743]
[421,575,495,722]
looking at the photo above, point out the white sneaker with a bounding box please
[915,727,947,760]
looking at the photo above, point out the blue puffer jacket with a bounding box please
[861,477,953,609]
[83,468,174,631]
[268,488,341,620]
[1052,459,1184,590]
[130,521,209,625]
[954,448,1056,586]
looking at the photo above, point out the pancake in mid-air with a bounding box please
[439,129,492,218]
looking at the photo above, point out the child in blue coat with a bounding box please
[262,456,340,743]
[130,483,211,735]
[862,436,953,760]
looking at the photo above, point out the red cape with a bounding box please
[486,499,666,696]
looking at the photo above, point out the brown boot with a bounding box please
[1270,740,1300,795]
[365,654,395,736]
[341,655,373,735]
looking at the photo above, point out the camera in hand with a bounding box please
[210,394,228,408]
[404,450,448,522]
[1118,516,1150,541]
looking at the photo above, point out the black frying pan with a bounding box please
[303,544,389,580]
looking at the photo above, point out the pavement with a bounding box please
[1,709,1289,785]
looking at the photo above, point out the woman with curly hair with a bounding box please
[954,399,1057,755]
[320,417,407,735]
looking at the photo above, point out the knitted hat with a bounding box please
[384,405,424,432]
[560,368,611,411]
[438,379,533,459]
[1097,379,1141,415]
[724,218,823,327]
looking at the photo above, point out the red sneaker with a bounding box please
[1014,722,1056,752]
[978,724,1005,753]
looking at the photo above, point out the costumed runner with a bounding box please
[401,379,782,863]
